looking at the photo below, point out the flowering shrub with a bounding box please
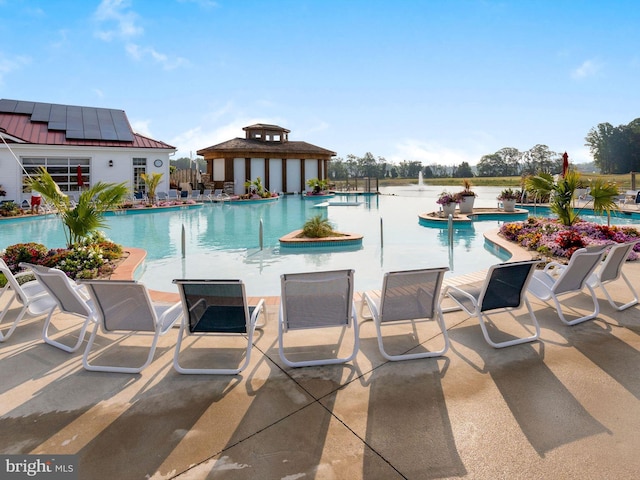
[436,191,460,205]
[1,232,123,280]
[500,217,640,261]
[2,243,49,272]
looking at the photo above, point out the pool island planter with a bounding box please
[279,229,363,248]
[302,192,336,200]
[418,207,529,226]
[227,196,280,205]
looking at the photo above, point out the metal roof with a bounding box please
[0,99,175,150]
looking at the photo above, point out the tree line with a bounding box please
[328,145,565,180]
[585,118,640,174]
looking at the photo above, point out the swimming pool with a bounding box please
[2,186,637,296]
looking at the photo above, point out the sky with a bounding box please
[1,0,640,167]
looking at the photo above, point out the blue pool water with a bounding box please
[2,186,638,296]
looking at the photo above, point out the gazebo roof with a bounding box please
[197,137,336,159]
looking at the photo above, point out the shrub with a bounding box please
[302,215,336,238]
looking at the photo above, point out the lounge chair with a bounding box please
[279,269,359,367]
[214,189,231,201]
[189,190,201,201]
[22,263,95,353]
[620,190,640,209]
[443,260,541,348]
[0,260,56,342]
[587,240,640,311]
[360,267,450,360]
[202,189,213,202]
[156,191,168,202]
[527,246,607,325]
[172,279,266,374]
[168,189,179,201]
[80,280,182,373]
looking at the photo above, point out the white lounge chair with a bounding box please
[81,279,182,373]
[360,267,450,360]
[279,269,359,367]
[444,260,541,348]
[587,240,640,311]
[527,246,607,325]
[202,189,213,202]
[0,260,56,342]
[156,191,168,202]
[22,263,95,353]
[168,189,179,201]
[172,279,266,374]
[620,190,640,209]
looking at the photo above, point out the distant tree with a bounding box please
[423,165,434,178]
[521,144,559,175]
[477,154,501,177]
[454,161,474,178]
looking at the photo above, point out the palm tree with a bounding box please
[140,172,163,204]
[525,169,620,226]
[579,178,620,226]
[26,167,129,247]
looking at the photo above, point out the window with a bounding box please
[133,158,147,193]
[22,157,90,192]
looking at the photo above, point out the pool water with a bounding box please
[2,185,638,296]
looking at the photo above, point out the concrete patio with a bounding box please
[1,247,640,479]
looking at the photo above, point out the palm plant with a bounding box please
[302,215,336,238]
[26,167,129,247]
[580,178,620,226]
[525,169,620,226]
[141,172,163,204]
[244,177,270,198]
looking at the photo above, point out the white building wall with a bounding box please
[233,158,246,195]
[212,158,225,182]
[0,143,173,204]
[250,158,265,186]
[268,158,282,193]
[286,159,301,193]
[304,159,320,193]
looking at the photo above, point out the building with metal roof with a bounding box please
[0,99,176,204]
[197,123,336,195]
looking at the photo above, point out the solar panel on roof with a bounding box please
[66,130,85,139]
[97,109,119,140]
[49,104,66,127]
[14,101,35,114]
[31,103,51,122]
[0,99,18,112]
[1,98,138,144]
[112,110,134,141]
[66,106,83,132]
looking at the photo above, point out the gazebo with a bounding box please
[197,124,336,195]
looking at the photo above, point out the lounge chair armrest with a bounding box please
[157,301,183,332]
[251,298,266,329]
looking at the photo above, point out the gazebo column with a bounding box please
[300,159,305,193]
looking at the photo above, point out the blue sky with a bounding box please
[1,0,639,166]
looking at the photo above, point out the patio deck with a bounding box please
[1,245,640,479]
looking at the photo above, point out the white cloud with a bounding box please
[125,43,189,69]
[0,54,31,86]
[130,119,153,138]
[170,118,269,159]
[94,0,143,41]
[572,59,601,79]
